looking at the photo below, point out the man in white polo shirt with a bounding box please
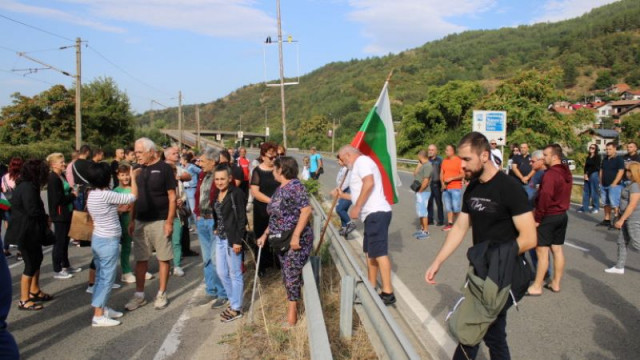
[334,145,395,305]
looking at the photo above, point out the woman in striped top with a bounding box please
[86,162,137,327]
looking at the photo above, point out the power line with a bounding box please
[86,45,174,98]
[0,68,58,86]
[0,14,74,42]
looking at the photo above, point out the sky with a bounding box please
[0,0,621,115]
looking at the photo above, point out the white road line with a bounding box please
[9,246,53,269]
[564,241,590,252]
[350,230,457,357]
[153,283,205,360]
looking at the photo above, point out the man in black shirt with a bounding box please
[510,142,534,190]
[425,132,537,360]
[427,144,445,226]
[126,138,177,311]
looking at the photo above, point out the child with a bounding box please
[114,165,135,283]
[301,156,311,181]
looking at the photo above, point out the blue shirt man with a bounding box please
[309,147,323,180]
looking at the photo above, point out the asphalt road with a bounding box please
[304,153,640,360]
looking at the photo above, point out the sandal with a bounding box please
[29,291,54,302]
[220,308,243,323]
[220,307,235,319]
[18,300,43,311]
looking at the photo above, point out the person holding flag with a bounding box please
[332,74,401,305]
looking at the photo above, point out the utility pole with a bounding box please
[276,0,287,148]
[265,108,269,142]
[178,91,183,150]
[331,116,336,154]
[75,38,82,150]
[195,104,201,150]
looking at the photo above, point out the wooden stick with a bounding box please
[314,169,349,255]
[385,69,394,83]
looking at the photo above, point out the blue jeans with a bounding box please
[185,187,197,227]
[581,172,600,211]
[415,191,431,218]
[443,189,462,214]
[91,234,120,309]
[196,218,226,299]
[215,237,243,311]
[336,187,352,227]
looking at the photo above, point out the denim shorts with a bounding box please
[415,191,431,218]
[363,211,392,258]
[443,189,462,213]
[601,185,622,208]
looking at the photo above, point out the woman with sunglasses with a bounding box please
[579,144,600,213]
[250,142,280,276]
[605,162,640,274]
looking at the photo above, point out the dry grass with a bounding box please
[224,242,377,360]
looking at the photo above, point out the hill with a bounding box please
[137,0,640,153]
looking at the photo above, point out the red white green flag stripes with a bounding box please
[351,81,401,205]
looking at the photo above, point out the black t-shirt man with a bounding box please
[135,160,177,222]
[601,155,624,187]
[73,158,92,187]
[462,171,531,245]
[510,154,532,183]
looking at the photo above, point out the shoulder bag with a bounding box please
[68,190,94,241]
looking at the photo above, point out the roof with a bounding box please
[592,129,619,138]
[550,106,573,114]
[592,101,608,108]
[623,90,640,95]
[618,103,640,117]
[609,100,640,106]
[609,83,631,92]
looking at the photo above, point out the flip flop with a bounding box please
[543,283,560,293]
[525,291,541,297]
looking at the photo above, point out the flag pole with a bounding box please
[314,170,349,256]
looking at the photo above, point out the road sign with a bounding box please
[472,110,507,145]
[237,131,244,139]
[265,127,270,137]
[216,134,221,141]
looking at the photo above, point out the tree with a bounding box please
[621,113,640,142]
[593,70,615,90]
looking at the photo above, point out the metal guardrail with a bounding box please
[302,262,333,360]
[309,197,421,360]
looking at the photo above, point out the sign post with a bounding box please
[473,110,507,145]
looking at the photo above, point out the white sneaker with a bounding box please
[86,285,94,294]
[92,316,121,327]
[121,273,136,283]
[54,270,73,280]
[173,267,184,277]
[604,266,624,274]
[111,283,122,289]
[145,272,154,280]
[154,292,168,309]
[104,307,124,319]
[125,295,147,311]
[65,267,82,274]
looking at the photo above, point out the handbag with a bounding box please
[268,229,294,253]
[68,209,93,241]
[410,180,422,192]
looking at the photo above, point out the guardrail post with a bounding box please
[302,263,334,360]
[340,275,355,340]
[313,210,323,251]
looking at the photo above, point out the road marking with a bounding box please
[9,245,53,269]
[565,241,590,252]
[349,230,457,358]
[153,283,205,360]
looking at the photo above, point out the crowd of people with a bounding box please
[0,138,322,334]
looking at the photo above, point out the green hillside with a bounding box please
[138,0,640,153]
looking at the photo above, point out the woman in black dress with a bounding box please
[5,160,52,310]
[250,142,280,276]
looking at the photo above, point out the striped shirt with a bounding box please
[87,189,136,238]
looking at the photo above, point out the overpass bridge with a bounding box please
[160,129,267,149]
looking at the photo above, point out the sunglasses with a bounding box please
[266,155,276,161]
[589,147,596,150]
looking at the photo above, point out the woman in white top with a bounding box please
[86,162,137,327]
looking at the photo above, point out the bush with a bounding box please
[0,140,74,164]
[301,178,320,197]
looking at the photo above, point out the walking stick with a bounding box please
[314,170,349,256]
[248,244,263,323]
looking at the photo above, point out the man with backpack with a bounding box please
[425,132,537,359]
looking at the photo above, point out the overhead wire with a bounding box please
[0,14,73,42]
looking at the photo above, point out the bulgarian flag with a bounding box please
[351,79,401,204]
[0,193,10,211]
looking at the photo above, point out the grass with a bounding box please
[223,239,377,359]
